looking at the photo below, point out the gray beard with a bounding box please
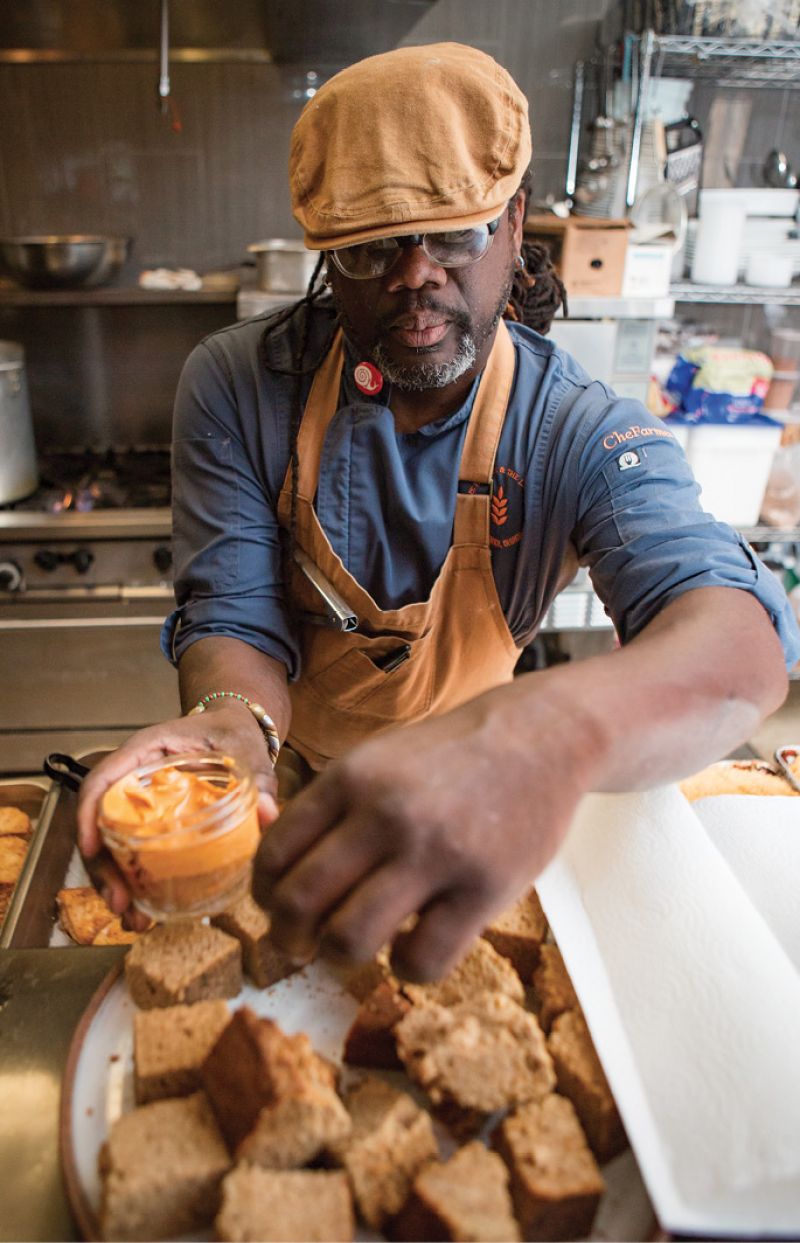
[372,331,477,391]
[331,264,515,394]
[370,270,515,392]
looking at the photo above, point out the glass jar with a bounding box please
[98,753,259,920]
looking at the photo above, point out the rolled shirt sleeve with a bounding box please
[160,337,300,677]
[569,393,800,668]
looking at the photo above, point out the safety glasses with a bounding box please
[329,217,502,280]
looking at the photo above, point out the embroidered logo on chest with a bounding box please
[490,465,525,549]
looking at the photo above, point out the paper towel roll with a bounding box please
[691,196,746,285]
[537,785,800,1236]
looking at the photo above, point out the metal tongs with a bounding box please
[43,752,89,793]
[294,548,358,632]
[773,746,800,794]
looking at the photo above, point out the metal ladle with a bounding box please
[763,149,798,190]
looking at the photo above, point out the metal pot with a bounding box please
[247,240,319,293]
[0,342,38,504]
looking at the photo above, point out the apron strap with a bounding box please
[458,320,516,485]
[292,328,346,502]
[453,319,516,546]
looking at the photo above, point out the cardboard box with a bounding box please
[524,214,630,298]
[621,242,674,299]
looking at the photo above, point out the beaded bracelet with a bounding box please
[187,691,280,767]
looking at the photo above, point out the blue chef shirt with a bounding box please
[161,302,800,677]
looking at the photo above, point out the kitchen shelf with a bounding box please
[624,31,800,210]
[670,282,800,305]
[0,285,237,307]
[542,585,613,633]
[642,34,800,88]
[742,526,800,544]
[558,294,675,319]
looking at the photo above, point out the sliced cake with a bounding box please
[493,1093,605,1240]
[211,894,297,988]
[389,1140,521,1242]
[216,1165,354,1242]
[327,1076,438,1230]
[124,921,242,1009]
[98,1090,230,1241]
[482,888,548,979]
[134,999,231,1104]
[547,1010,627,1163]
[396,991,555,1137]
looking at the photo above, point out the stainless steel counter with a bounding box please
[0,947,126,1241]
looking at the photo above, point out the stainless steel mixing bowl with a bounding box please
[0,235,132,289]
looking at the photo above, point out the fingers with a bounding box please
[389,888,494,983]
[121,908,154,933]
[82,850,129,913]
[255,769,348,879]
[254,815,382,959]
[318,862,431,966]
[77,730,176,855]
[256,790,280,832]
[81,849,148,930]
[254,763,280,831]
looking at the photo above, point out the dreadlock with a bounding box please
[505,239,569,334]
[504,168,568,334]
[257,253,332,610]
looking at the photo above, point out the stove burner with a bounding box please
[2,448,171,513]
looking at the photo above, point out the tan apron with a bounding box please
[277,320,523,770]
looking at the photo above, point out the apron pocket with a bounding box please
[306,631,436,721]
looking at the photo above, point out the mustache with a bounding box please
[376,296,471,335]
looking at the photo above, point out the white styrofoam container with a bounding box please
[698,188,799,218]
[621,242,674,298]
[671,422,782,527]
[547,319,617,384]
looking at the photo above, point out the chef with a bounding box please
[78,43,799,980]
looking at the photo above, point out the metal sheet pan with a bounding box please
[0,775,55,948]
[1,751,110,949]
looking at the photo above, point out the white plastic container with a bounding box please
[744,252,794,289]
[671,422,782,527]
[690,194,747,286]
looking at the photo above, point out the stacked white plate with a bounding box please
[684,216,800,282]
[699,188,798,218]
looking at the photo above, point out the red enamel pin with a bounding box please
[354,361,384,395]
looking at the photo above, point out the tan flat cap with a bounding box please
[290,42,532,250]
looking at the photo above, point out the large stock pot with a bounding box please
[0,341,38,504]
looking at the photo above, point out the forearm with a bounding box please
[495,585,788,794]
[178,636,292,741]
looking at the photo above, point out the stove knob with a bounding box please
[0,560,23,592]
[34,549,59,572]
[153,545,172,574]
[72,548,94,575]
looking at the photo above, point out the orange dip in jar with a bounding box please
[98,754,260,919]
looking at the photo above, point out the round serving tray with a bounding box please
[58,957,657,1242]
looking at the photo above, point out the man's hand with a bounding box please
[254,588,788,982]
[253,689,590,982]
[77,705,279,927]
